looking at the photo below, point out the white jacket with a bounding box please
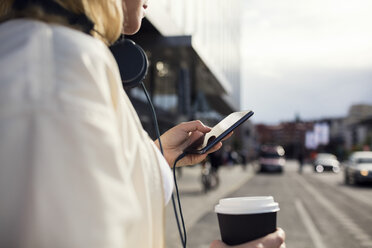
[0,19,171,248]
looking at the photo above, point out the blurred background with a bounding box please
[112,0,372,247]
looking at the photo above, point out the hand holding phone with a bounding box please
[184,110,254,154]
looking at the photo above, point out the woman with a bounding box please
[0,0,285,247]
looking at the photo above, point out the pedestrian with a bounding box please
[298,151,304,174]
[240,149,248,170]
[209,150,222,174]
[0,1,286,248]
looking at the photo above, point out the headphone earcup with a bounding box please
[110,39,148,90]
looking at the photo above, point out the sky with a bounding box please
[241,0,372,124]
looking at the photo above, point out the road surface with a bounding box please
[166,160,372,248]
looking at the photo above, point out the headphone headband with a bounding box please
[12,0,94,34]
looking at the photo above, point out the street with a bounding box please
[165,161,372,248]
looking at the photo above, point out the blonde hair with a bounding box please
[0,0,13,17]
[0,0,123,45]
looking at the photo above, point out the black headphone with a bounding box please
[109,38,149,90]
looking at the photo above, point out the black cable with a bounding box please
[171,192,185,246]
[172,152,187,247]
[140,82,163,154]
[140,82,187,247]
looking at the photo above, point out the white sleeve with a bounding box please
[150,141,174,205]
[0,24,140,247]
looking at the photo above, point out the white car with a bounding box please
[344,151,372,185]
[313,153,340,173]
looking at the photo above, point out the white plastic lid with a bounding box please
[215,196,280,215]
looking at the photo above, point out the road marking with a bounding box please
[295,199,327,248]
[361,240,372,247]
[293,175,372,248]
[308,173,372,220]
[339,186,372,208]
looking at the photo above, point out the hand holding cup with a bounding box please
[209,228,285,248]
[215,196,281,246]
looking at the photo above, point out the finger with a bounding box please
[179,153,208,167]
[221,131,234,142]
[210,240,227,248]
[178,131,204,151]
[230,229,285,248]
[180,142,222,166]
[276,228,286,241]
[260,228,285,248]
[188,130,205,144]
[210,229,285,248]
[179,120,211,133]
[206,142,223,154]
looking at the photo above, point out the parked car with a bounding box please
[259,145,285,173]
[313,153,340,173]
[344,151,372,185]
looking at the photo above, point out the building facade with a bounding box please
[111,0,244,140]
[146,0,242,111]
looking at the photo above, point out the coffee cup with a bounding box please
[215,196,279,246]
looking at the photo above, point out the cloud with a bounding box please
[241,0,372,123]
[242,67,372,123]
[242,0,372,70]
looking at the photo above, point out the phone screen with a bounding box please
[184,110,254,154]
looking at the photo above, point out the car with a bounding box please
[344,151,372,185]
[259,145,285,173]
[313,153,340,173]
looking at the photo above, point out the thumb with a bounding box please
[179,120,211,133]
[210,240,228,248]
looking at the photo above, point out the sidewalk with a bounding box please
[165,163,256,248]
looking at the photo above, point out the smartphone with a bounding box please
[184,110,254,154]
